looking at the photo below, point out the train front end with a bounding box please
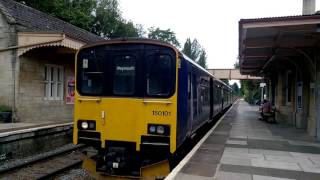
[73,40,178,176]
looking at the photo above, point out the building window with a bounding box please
[44,65,64,100]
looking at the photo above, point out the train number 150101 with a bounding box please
[152,110,171,116]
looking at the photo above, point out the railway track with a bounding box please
[0,144,91,180]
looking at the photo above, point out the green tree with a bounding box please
[241,80,260,104]
[198,50,207,68]
[148,27,180,47]
[231,82,240,95]
[16,0,144,38]
[17,0,96,31]
[90,0,144,38]
[182,38,207,68]
[182,38,192,58]
[113,21,145,38]
[234,61,240,69]
[182,38,201,60]
[234,59,261,103]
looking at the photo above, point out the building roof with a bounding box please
[0,0,103,43]
[239,13,320,76]
[239,14,320,24]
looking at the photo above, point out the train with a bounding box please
[73,38,235,177]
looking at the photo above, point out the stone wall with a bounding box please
[16,47,75,122]
[307,89,316,136]
[0,12,17,108]
[272,58,317,136]
[274,67,295,125]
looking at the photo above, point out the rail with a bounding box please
[0,144,88,179]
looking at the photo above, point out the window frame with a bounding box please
[112,54,137,96]
[145,53,175,97]
[44,64,64,101]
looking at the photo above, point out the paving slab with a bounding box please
[252,175,295,180]
[221,156,252,166]
[251,159,301,171]
[226,140,248,145]
[249,149,292,156]
[174,173,212,180]
[216,171,252,180]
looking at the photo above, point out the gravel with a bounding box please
[54,168,95,180]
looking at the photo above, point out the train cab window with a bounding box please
[146,54,173,96]
[113,55,136,95]
[78,51,104,95]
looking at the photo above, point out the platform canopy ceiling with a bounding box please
[239,14,320,76]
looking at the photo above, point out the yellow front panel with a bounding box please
[74,94,177,153]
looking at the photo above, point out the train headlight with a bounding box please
[89,122,95,129]
[81,121,89,129]
[149,125,156,133]
[157,126,165,134]
[78,120,96,130]
[147,124,170,136]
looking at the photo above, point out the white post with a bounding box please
[303,0,316,15]
[261,87,264,103]
[260,83,266,104]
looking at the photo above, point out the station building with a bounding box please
[239,4,320,139]
[0,0,103,123]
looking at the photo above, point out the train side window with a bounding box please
[113,55,136,95]
[146,54,173,96]
[193,74,197,99]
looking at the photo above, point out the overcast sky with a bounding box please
[120,0,319,69]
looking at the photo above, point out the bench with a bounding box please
[259,106,276,123]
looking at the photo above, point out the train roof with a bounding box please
[180,53,232,89]
[79,37,177,50]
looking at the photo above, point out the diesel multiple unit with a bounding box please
[73,39,235,176]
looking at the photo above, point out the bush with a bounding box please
[0,105,11,112]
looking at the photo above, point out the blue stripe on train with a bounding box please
[176,58,188,149]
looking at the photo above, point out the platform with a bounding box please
[167,100,320,180]
[0,121,72,145]
[0,121,73,162]
[0,120,72,132]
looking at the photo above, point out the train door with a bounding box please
[210,78,214,119]
[193,71,199,130]
[221,88,224,110]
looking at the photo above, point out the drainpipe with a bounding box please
[11,47,17,123]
